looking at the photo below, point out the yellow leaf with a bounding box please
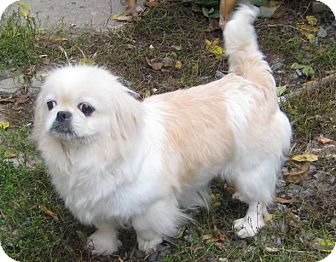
[0,121,10,130]
[175,60,182,70]
[211,46,224,56]
[312,238,336,252]
[204,39,212,47]
[301,31,316,42]
[204,38,224,57]
[264,213,273,223]
[19,10,29,19]
[297,23,319,33]
[291,153,318,162]
[275,197,292,204]
[306,15,318,26]
[283,162,310,183]
[19,2,32,11]
[111,12,132,21]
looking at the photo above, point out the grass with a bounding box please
[0,0,335,261]
[0,11,37,72]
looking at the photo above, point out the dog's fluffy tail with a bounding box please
[224,4,276,92]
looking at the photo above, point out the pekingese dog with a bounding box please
[33,5,291,255]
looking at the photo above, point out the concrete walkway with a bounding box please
[5,0,144,30]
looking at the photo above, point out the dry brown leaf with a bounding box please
[317,134,334,144]
[202,231,226,242]
[275,197,292,204]
[146,57,164,71]
[39,204,59,220]
[283,163,310,183]
[224,184,236,194]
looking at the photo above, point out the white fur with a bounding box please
[33,5,291,255]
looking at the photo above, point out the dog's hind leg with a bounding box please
[229,157,280,238]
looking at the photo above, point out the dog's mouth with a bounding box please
[50,122,77,140]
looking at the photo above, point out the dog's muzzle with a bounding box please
[50,111,75,138]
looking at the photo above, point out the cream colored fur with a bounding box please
[33,5,291,254]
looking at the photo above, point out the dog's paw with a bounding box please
[233,216,265,238]
[87,230,121,255]
[137,235,162,253]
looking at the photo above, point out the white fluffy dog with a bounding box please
[33,5,291,255]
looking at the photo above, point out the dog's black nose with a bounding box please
[56,111,72,122]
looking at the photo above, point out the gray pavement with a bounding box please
[5,0,143,30]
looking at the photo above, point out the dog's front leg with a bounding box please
[87,221,121,255]
[132,199,184,253]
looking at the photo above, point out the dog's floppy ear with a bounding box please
[127,90,141,100]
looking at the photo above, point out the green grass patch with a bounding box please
[0,11,37,72]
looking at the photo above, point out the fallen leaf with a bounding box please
[111,12,132,21]
[317,135,334,144]
[264,213,273,223]
[297,23,320,33]
[312,238,335,252]
[146,58,164,71]
[277,85,287,97]
[275,197,292,204]
[306,15,318,26]
[50,37,68,43]
[301,31,316,42]
[19,10,30,19]
[283,163,310,183]
[18,2,32,10]
[265,246,280,252]
[175,60,182,70]
[204,38,224,57]
[0,121,10,130]
[141,89,151,98]
[39,204,59,220]
[291,153,318,162]
[202,231,226,242]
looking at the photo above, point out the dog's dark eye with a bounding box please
[78,102,95,117]
[47,100,57,111]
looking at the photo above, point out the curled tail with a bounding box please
[224,4,276,92]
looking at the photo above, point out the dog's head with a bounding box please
[33,65,141,147]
